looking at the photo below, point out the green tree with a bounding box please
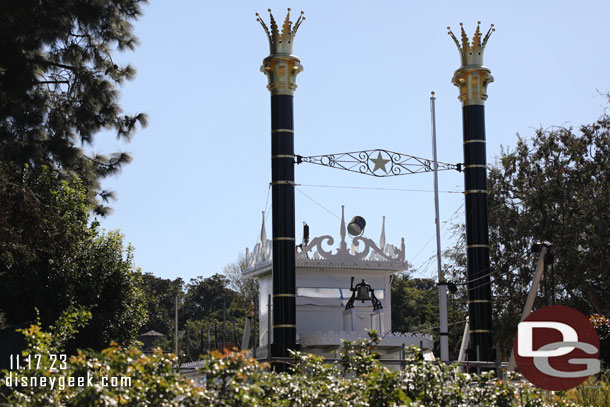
[0,0,148,214]
[0,164,147,350]
[391,275,439,335]
[178,274,248,359]
[139,273,184,336]
[137,271,252,358]
[223,254,259,309]
[391,273,465,359]
[67,230,147,349]
[181,274,244,323]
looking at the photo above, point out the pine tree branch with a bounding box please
[36,80,70,84]
[84,153,130,169]
[30,58,79,72]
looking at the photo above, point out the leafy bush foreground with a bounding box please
[0,316,596,406]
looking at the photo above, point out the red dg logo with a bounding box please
[513,305,600,391]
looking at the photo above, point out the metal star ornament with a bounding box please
[370,152,390,174]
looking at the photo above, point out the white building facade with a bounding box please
[243,206,433,361]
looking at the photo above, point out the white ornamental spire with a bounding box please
[260,211,267,248]
[380,216,386,251]
[340,205,347,251]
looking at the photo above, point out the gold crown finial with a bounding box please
[257,8,305,56]
[448,22,495,106]
[258,8,305,95]
[447,21,494,67]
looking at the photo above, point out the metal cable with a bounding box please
[295,187,342,220]
[297,183,461,194]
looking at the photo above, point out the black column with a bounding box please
[270,94,296,362]
[462,104,493,362]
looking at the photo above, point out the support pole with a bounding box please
[242,309,253,351]
[267,294,272,362]
[223,299,226,350]
[253,297,258,358]
[458,316,470,365]
[257,9,305,368]
[430,92,449,362]
[448,22,495,362]
[508,243,548,371]
[174,295,179,358]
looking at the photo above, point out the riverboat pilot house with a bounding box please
[243,206,434,362]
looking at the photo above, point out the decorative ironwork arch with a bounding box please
[296,149,461,177]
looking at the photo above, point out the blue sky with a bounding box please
[92,1,610,283]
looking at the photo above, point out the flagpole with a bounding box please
[431,91,449,362]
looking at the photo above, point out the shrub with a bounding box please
[0,324,593,406]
